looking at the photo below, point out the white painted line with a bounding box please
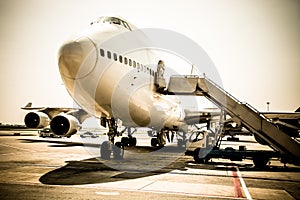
[95,186,245,199]
[95,191,120,196]
[234,166,252,200]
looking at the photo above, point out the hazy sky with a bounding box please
[0,0,299,124]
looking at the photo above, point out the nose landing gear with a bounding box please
[100,118,124,160]
[150,129,167,147]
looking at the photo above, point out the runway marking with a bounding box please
[88,178,246,199]
[95,191,120,196]
[231,165,252,200]
[234,166,252,200]
[94,186,246,199]
[231,166,243,198]
[0,143,37,153]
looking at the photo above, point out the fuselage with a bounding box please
[58,16,185,130]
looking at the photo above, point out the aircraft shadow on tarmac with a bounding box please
[39,158,175,185]
[18,138,187,185]
[39,157,300,186]
[19,138,99,148]
[19,138,300,185]
[39,146,188,186]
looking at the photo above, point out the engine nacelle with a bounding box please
[24,112,50,128]
[50,113,80,137]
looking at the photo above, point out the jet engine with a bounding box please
[24,112,50,128]
[50,113,80,137]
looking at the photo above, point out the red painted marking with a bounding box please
[231,166,244,198]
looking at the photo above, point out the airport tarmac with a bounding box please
[0,131,299,199]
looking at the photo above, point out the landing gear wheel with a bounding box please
[121,137,129,146]
[122,137,137,147]
[128,137,137,146]
[113,142,124,160]
[193,148,209,164]
[253,156,269,168]
[151,138,159,147]
[100,141,112,160]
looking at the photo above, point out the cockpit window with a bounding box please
[91,16,132,31]
[104,17,120,25]
[104,17,132,31]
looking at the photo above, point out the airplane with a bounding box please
[261,107,300,139]
[21,102,90,138]
[219,108,300,144]
[22,15,224,159]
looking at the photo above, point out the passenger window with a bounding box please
[124,57,128,65]
[100,49,105,57]
[107,51,111,59]
[129,59,132,66]
[133,61,136,68]
[113,53,117,61]
[119,55,123,63]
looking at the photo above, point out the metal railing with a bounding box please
[203,76,265,116]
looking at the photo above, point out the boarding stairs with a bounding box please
[164,75,300,164]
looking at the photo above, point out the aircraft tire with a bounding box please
[253,156,269,168]
[121,137,129,146]
[113,142,124,160]
[129,137,137,146]
[100,141,112,160]
[151,138,158,147]
[193,148,209,164]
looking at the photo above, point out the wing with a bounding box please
[261,107,300,120]
[21,102,76,119]
[21,102,90,123]
[262,112,300,120]
[261,108,300,137]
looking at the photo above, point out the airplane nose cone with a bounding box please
[58,37,97,79]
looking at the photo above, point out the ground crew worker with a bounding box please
[156,60,166,91]
[157,60,165,78]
